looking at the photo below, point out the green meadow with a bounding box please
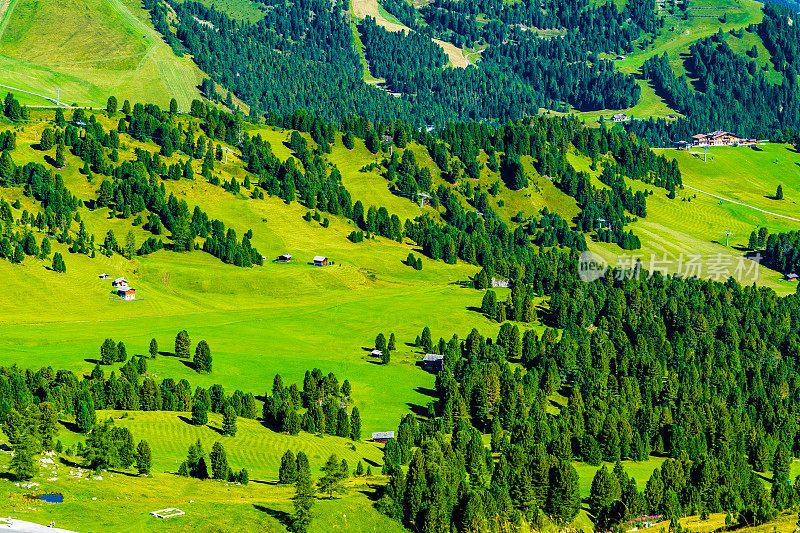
[0,0,202,109]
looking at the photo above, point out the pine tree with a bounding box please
[175,330,191,358]
[194,340,212,373]
[381,350,391,364]
[192,400,208,426]
[375,333,387,352]
[106,96,118,115]
[280,450,298,484]
[777,184,784,200]
[355,460,364,476]
[136,440,152,475]
[318,454,345,499]
[773,442,790,484]
[10,435,38,480]
[546,460,581,523]
[222,405,237,436]
[421,327,432,353]
[149,338,158,358]
[39,128,54,150]
[210,441,230,480]
[388,333,396,351]
[291,455,314,533]
[76,403,92,434]
[350,406,362,441]
[588,466,621,522]
[749,231,759,250]
[100,338,117,365]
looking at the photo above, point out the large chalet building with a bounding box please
[691,131,756,147]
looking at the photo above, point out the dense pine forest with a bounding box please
[378,249,800,531]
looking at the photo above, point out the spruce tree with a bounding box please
[349,406,362,441]
[76,403,92,434]
[192,400,208,426]
[149,338,158,358]
[291,455,314,533]
[194,340,212,373]
[175,330,191,358]
[279,450,298,484]
[100,338,117,365]
[773,443,790,484]
[777,184,784,200]
[388,333,396,351]
[10,435,38,480]
[375,333,387,352]
[546,461,581,523]
[588,466,621,522]
[222,405,237,436]
[318,454,344,499]
[136,440,152,475]
[421,326,432,353]
[210,441,230,480]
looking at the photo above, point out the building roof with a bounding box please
[117,286,135,292]
[279,253,292,259]
[787,273,799,278]
[313,255,327,262]
[423,354,444,362]
[372,431,395,440]
[113,277,128,284]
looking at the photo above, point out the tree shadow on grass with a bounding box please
[179,359,196,371]
[59,420,79,434]
[84,358,101,365]
[413,386,437,398]
[254,504,292,528]
[357,487,381,502]
[362,458,380,468]
[405,403,429,418]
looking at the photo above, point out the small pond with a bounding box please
[38,494,64,503]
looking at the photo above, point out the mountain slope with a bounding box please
[0,0,202,108]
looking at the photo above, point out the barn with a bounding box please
[422,354,444,372]
[117,286,136,301]
[313,256,328,267]
[372,431,395,443]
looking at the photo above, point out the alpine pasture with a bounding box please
[0,0,202,109]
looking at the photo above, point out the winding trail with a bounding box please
[682,184,800,224]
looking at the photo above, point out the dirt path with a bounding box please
[351,0,467,68]
[682,184,800,223]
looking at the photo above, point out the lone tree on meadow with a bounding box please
[136,440,152,475]
[777,184,784,200]
[222,405,237,437]
[194,340,212,373]
[149,338,158,358]
[318,454,346,499]
[175,330,191,358]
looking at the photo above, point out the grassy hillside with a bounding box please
[0,0,202,109]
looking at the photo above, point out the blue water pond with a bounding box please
[38,494,64,503]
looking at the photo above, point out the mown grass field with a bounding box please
[0,110,505,437]
[0,0,202,109]
[560,146,800,294]
[0,446,405,533]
